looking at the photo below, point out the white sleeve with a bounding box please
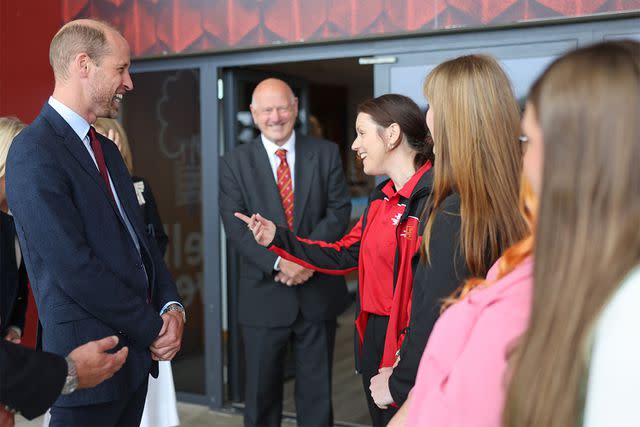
[583,268,640,427]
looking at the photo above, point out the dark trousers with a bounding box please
[361,314,398,427]
[242,313,337,427]
[49,378,148,427]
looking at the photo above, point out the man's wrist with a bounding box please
[161,303,186,323]
[61,356,79,395]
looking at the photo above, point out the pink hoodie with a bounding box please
[405,257,533,427]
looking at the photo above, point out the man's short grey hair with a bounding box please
[49,21,115,81]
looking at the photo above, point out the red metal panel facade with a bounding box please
[61,0,640,57]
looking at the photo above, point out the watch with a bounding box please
[162,304,186,324]
[62,356,79,395]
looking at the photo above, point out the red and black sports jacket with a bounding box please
[269,165,434,372]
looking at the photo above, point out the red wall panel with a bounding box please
[0,2,637,110]
[0,1,63,122]
[0,1,63,349]
[56,0,639,58]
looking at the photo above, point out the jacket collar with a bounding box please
[375,161,434,202]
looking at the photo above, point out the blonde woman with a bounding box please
[371,54,528,413]
[385,54,530,426]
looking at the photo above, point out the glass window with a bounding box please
[389,55,557,107]
[122,68,205,395]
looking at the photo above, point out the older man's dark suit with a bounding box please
[6,103,181,425]
[219,134,351,426]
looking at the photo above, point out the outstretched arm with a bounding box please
[237,211,363,276]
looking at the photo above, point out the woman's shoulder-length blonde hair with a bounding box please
[421,54,528,278]
[0,116,26,178]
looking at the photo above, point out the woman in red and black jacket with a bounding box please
[237,94,434,425]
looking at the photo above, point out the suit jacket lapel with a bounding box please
[102,143,140,231]
[40,105,154,293]
[251,138,288,227]
[293,136,316,232]
[42,105,121,216]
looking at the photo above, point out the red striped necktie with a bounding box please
[275,149,294,230]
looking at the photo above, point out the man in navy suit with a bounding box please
[6,19,184,426]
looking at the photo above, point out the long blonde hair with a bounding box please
[94,117,133,174]
[421,54,528,277]
[442,177,536,310]
[503,40,640,427]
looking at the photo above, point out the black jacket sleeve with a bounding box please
[138,177,169,257]
[0,340,67,420]
[1,213,28,335]
[388,194,471,404]
[7,262,28,332]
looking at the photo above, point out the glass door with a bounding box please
[374,39,579,105]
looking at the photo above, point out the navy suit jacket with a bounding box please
[5,103,181,407]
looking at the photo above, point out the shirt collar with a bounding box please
[382,161,433,199]
[48,96,91,142]
[261,131,296,158]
